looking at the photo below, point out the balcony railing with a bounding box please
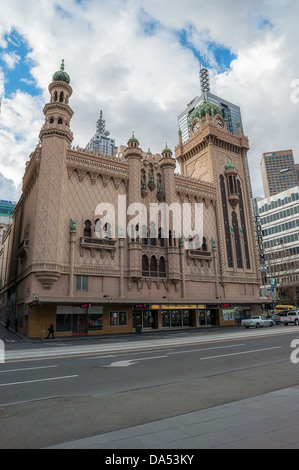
[80,237,116,258]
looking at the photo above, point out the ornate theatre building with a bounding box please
[0,62,262,338]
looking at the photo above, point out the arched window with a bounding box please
[95,219,102,237]
[150,222,157,246]
[169,230,173,247]
[220,175,234,268]
[54,91,58,102]
[130,224,139,242]
[141,169,146,190]
[59,91,64,103]
[103,222,112,240]
[159,257,166,278]
[142,255,149,277]
[202,237,208,251]
[149,163,154,184]
[158,227,165,247]
[150,256,158,277]
[84,220,92,237]
[232,211,243,269]
[142,225,148,245]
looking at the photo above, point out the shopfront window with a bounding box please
[56,306,103,333]
[88,314,103,331]
[198,309,218,327]
[143,311,154,328]
[110,311,127,326]
[199,310,205,326]
[171,310,182,327]
[56,314,72,332]
[222,308,251,322]
[162,310,170,328]
[133,310,156,329]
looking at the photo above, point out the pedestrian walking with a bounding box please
[5,319,10,330]
[46,323,55,339]
[15,318,18,332]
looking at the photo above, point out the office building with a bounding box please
[0,199,16,224]
[177,59,252,197]
[177,61,243,142]
[260,150,298,198]
[0,61,261,338]
[86,110,117,156]
[257,186,299,302]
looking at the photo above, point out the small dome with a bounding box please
[162,142,172,155]
[52,60,70,85]
[127,131,139,145]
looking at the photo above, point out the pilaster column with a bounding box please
[68,221,77,297]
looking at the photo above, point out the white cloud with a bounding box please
[0,0,299,200]
[0,172,20,200]
[1,51,21,69]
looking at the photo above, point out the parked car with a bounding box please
[271,310,290,325]
[241,316,274,329]
[279,310,299,326]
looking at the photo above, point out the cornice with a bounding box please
[175,121,250,163]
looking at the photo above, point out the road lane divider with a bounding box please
[0,375,78,387]
[0,365,57,374]
[200,346,282,361]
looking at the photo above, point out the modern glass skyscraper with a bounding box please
[86,110,117,156]
[178,58,244,142]
[260,150,298,198]
[177,58,251,195]
[178,92,244,143]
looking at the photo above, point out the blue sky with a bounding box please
[1,26,236,99]
[0,0,299,200]
[0,29,40,97]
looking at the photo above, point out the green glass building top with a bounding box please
[191,100,222,122]
[0,200,16,219]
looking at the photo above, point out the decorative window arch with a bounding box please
[150,256,158,277]
[142,255,149,277]
[84,220,92,237]
[159,257,166,278]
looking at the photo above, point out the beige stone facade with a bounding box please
[0,65,262,338]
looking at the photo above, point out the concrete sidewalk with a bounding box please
[47,386,299,449]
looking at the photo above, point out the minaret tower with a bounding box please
[124,133,143,280]
[39,59,74,145]
[33,61,74,289]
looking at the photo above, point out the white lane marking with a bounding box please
[105,344,246,367]
[80,349,176,361]
[0,375,78,387]
[4,327,296,361]
[168,344,245,355]
[0,365,57,374]
[107,356,168,367]
[200,346,282,361]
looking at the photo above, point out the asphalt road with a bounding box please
[1,324,299,448]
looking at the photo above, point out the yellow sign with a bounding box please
[151,304,197,310]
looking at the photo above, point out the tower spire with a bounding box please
[96,110,106,134]
[198,51,211,97]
